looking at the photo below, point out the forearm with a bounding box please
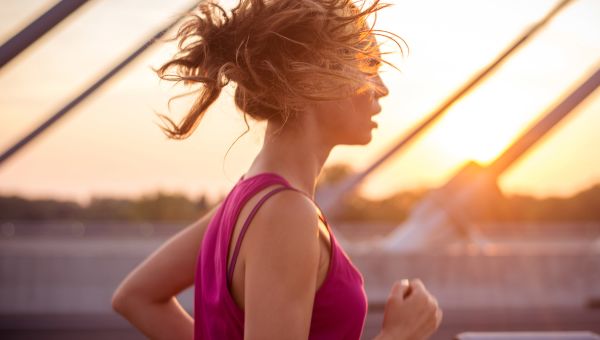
[115,296,193,339]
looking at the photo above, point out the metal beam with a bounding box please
[377,64,600,252]
[316,0,574,215]
[0,3,197,166]
[0,0,90,69]
[489,64,600,176]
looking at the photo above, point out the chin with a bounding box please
[341,134,373,146]
[359,136,373,145]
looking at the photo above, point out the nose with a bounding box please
[372,74,389,98]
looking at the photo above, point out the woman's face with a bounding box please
[311,69,389,146]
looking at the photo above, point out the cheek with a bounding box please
[312,97,372,144]
[316,99,355,126]
[351,91,374,111]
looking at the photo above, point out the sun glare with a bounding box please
[430,90,536,166]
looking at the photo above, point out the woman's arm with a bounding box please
[111,202,222,340]
[242,190,322,339]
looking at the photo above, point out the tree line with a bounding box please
[1,165,599,223]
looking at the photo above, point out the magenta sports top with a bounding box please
[193,172,368,339]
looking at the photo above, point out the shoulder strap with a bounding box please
[226,185,298,287]
[226,182,332,287]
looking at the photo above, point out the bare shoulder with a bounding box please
[242,188,322,338]
[245,188,321,252]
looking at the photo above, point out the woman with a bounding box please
[112,0,442,339]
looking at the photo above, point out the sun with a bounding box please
[429,92,531,166]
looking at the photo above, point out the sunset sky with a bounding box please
[1,0,599,206]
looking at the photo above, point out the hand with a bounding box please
[377,278,442,340]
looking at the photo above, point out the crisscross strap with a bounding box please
[226,185,327,287]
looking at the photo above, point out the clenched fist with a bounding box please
[375,279,442,340]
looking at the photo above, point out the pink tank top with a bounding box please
[194,172,368,339]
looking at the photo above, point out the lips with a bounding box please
[369,100,381,128]
[370,114,379,128]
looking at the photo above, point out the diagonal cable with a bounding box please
[318,0,575,213]
[0,3,198,166]
[0,0,90,70]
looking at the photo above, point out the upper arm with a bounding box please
[112,201,222,306]
[242,191,321,340]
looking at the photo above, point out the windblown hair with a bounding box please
[155,0,406,139]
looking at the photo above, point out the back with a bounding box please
[194,172,368,339]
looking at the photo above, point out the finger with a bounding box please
[410,278,424,290]
[400,279,412,299]
[390,279,411,299]
[408,278,426,298]
[428,296,439,309]
[435,308,443,327]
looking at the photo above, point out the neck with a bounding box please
[245,115,333,199]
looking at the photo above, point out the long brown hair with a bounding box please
[154,0,406,140]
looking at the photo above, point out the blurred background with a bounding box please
[0,0,599,339]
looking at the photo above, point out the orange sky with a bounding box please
[0,0,599,205]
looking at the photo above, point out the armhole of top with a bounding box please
[226,185,303,287]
